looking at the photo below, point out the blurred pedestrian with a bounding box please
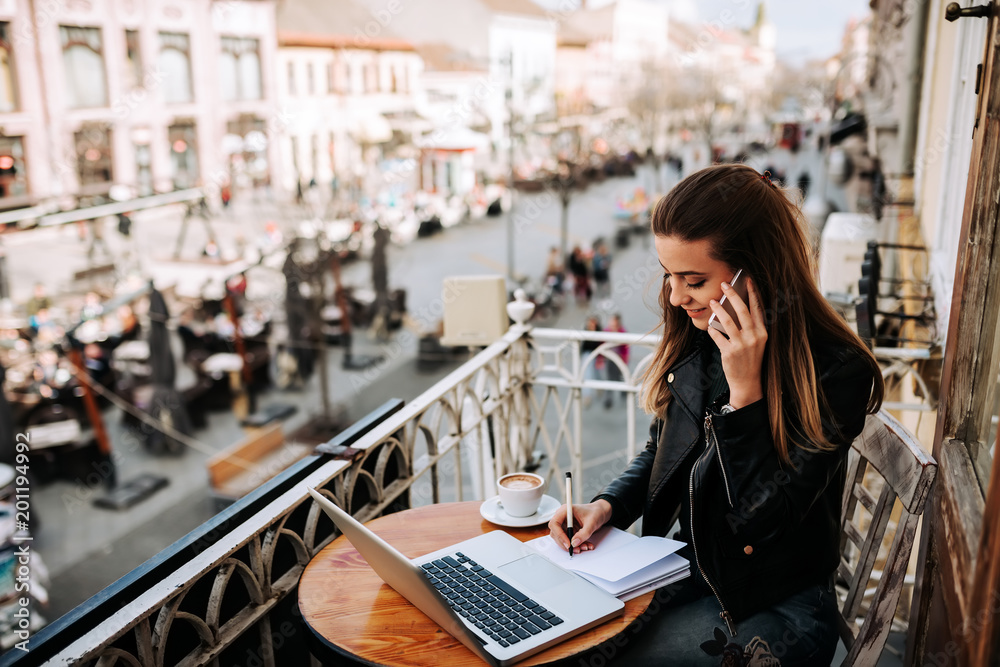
[580,315,603,407]
[603,313,628,409]
[568,246,591,303]
[25,282,50,317]
[797,172,811,199]
[116,212,132,237]
[545,246,565,292]
[592,241,612,298]
[87,217,109,260]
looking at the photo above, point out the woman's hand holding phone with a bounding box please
[706,275,767,409]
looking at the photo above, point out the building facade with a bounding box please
[0,0,278,213]
[352,0,557,166]
[555,0,670,115]
[275,20,424,198]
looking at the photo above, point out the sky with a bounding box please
[539,0,872,62]
[668,0,871,61]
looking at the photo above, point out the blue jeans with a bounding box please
[582,353,601,398]
[589,576,840,666]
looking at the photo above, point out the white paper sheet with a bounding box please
[526,526,689,597]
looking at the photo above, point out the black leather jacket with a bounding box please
[595,334,874,626]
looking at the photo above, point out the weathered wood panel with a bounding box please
[910,6,1000,664]
[839,412,938,667]
[857,412,936,512]
[969,433,1000,665]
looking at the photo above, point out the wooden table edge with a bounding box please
[298,501,655,667]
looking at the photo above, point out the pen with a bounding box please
[565,472,574,558]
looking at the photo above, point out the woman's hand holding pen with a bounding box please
[548,499,612,554]
[706,275,767,409]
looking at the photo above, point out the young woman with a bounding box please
[548,164,884,665]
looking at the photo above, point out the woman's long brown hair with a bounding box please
[640,164,884,464]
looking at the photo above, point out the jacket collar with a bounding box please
[667,335,725,425]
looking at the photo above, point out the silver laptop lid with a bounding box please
[305,488,497,665]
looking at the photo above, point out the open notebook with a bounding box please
[527,526,690,600]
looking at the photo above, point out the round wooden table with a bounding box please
[298,502,654,666]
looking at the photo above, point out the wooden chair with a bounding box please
[838,410,937,665]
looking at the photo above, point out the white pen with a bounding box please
[565,472,574,558]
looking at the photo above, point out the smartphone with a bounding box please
[708,269,750,336]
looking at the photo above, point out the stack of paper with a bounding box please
[527,527,690,601]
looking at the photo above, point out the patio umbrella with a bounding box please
[283,251,315,383]
[371,223,390,320]
[148,289,175,387]
[146,288,191,455]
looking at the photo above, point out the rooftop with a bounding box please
[558,3,616,46]
[276,0,415,51]
[414,42,488,73]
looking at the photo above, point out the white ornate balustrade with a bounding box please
[20,324,659,667]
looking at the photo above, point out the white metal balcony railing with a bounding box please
[27,325,659,667]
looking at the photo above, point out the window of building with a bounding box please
[351,62,362,94]
[168,122,198,189]
[365,62,378,93]
[336,59,348,93]
[287,61,296,96]
[391,66,398,93]
[226,115,268,186]
[134,141,152,196]
[329,131,336,176]
[0,23,17,112]
[124,29,142,90]
[0,136,27,199]
[311,134,319,178]
[61,26,107,108]
[289,135,299,174]
[306,62,314,96]
[75,125,113,189]
[158,32,193,104]
[219,36,261,101]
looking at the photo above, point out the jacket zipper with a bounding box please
[690,416,737,637]
[706,413,734,508]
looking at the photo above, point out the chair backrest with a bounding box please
[837,410,937,666]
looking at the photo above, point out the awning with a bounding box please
[0,202,57,226]
[385,110,434,137]
[416,125,491,151]
[350,113,393,144]
[39,188,205,227]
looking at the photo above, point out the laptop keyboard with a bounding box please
[420,552,565,648]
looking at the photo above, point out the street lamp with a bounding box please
[503,52,516,283]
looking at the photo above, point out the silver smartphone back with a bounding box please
[708,269,748,336]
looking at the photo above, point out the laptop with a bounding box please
[306,487,625,667]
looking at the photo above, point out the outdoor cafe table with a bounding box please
[298,501,654,666]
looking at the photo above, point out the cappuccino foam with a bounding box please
[500,474,541,490]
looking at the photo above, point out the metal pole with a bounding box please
[68,346,116,489]
[506,54,516,282]
[0,238,9,302]
[560,185,569,264]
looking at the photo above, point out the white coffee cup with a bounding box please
[496,472,545,517]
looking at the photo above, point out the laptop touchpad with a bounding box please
[497,554,576,593]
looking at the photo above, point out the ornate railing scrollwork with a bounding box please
[30,326,658,666]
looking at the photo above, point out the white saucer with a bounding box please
[480,494,560,527]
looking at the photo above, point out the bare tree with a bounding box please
[627,59,671,192]
[665,63,732,159]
